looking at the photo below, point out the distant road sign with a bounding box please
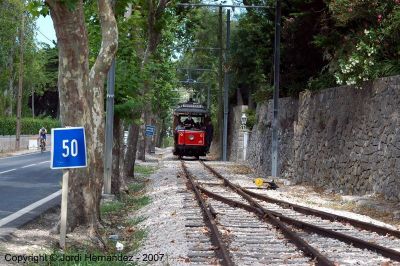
[51,127,87,169]
[145,125,156,137]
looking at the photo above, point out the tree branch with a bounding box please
[89,0,118,83]
[156,0,170,17]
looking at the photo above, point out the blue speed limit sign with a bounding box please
[51,127,87,169]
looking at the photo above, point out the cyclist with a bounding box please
[38,127,47,151]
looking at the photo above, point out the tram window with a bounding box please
[179,116,204,129]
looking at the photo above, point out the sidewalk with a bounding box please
[0,148,42,158]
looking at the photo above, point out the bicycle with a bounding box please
[39,137,46,152]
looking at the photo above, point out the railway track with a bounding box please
[179,160,400,265]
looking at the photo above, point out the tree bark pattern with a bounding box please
[47,0,118,234]
[111,116,126,196]
[123,121,140,178]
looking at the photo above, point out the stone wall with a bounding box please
[246,75,400,201]
[294,76,400,200]
[228,105,247,161]
[246,98,298,177]
[0,135,52,153]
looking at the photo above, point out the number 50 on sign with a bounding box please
[51,127,87,169]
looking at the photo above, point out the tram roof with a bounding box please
[174,102,209,115]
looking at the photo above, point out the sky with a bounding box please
[36,15,56,47]
[34,0,242,47]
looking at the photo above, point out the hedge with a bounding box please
[0,117,61,135]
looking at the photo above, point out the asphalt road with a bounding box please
[0,152,61,232]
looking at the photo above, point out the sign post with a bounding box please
[51,127,87,249]
[145,125,156,154]
[60,170,69,249]
[145,125,156,137]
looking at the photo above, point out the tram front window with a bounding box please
[180,116,204,130]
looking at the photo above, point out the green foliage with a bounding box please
[307,71,336,91]
[174,7,225,133]
[231,11,274,98]
[134,165,156,177]
[0,1,58,117]
[0,117,60,135]
[162,136,173,148]
[100,201,125,214]
[319,0,400,87]
[128,183,145,193]
[126,216,146,226]
[251,85,273,104]
[245,109,256,130]
[126,195,151,210]
[229,0,400,98]
[26,1,49,17]
[128,228,148,252]
[334,29,380,85]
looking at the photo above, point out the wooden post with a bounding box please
[60,170,69,249]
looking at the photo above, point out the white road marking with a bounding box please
[21,163,38,168]
[0,169,17,175]
[0,160,50,173]
[0,190,61,228]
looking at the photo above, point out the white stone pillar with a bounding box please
[243,129,249,160]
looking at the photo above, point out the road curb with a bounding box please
[0,191,61,241]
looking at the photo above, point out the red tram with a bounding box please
[173,101,212,159]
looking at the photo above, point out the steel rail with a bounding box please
[181,161,234,266]
[196,186,336,266]
[199,184,400,263]
[200,161,400,262]
[187,163,333,265]
[240,187,400,238]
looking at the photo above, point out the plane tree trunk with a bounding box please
[47,0,117,236]
[123,121,140,178]
[111,116,127,196]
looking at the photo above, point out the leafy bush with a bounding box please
[245,109,256,130]
[0,117,61,135]
[162,136,173,148]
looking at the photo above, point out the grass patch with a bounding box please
[128,228,148,251]
[128,183,145,193]
[101,201,125,215]
[125,196,151,210]
[55,179,151,263]
[126,216,146,226]
[134,165,156,177]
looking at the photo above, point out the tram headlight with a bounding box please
[188,135,195,141]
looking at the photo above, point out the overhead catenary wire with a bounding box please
[36,28,55,44]
[177,1,280,170]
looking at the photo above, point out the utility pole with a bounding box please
[104,58,116,195]
[207,84,210,109]
[271,0,282,177]
[104,0,117,195]
[16,12,25,150]
[32,87,34,118]
[218,6,224,160]
[222,9,230,161]
[177,3,271,162]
